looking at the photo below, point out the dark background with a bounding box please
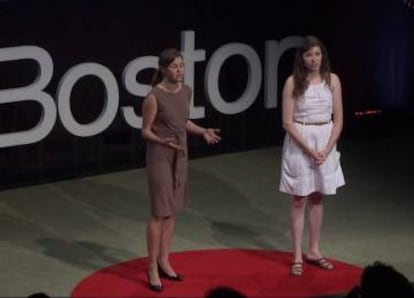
[0,0,413,190]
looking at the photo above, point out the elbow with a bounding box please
[141,129,149,141]
[333,118,343,131]
[185,121,191,131]
[282,121,292,132]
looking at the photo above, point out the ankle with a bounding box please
[306,251,321,259]
[293,255,303,263]
[148,264,159,273]
[157,258,170,267]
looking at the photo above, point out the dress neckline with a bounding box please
[157,83,183,94]
[308,81,325,87]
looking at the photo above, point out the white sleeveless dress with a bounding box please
[279,82,345,196]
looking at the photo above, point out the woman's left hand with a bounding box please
[315,148,330,165]
[203,128,221,144]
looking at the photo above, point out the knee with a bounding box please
[149,215,164,224]
[292,197,307,209]
[150,215,174,224]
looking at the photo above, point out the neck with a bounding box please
[307,71,321,83]
[160,80,180,92]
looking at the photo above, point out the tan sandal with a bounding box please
[290,262,304,276]
[306,258,334,270]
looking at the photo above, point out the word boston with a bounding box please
[0,31,303,148]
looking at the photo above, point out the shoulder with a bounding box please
[329,73,341,86]
[182,84,192,100]
[284,75,294,87]
[146,85,158,96]
[182,84,192,93]
[328,73,342,99]
[150,85,161,95]
[142,93,158,114]
[144,91,157,105]
[283,75,295,92]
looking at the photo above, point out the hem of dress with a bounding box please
[279,183,345,197]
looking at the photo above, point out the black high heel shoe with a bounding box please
[157,264,184,281]
[147,272,163,292]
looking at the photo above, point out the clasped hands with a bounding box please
[309,149,329,165]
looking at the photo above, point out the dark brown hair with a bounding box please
[292,36,331,98]
[360,261,414,298]
[151,48,183,86]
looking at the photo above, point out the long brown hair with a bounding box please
[151,48,183,86]
[292,36,331,98]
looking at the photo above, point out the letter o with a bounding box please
[57,63,119,137]
[205,43,262,114]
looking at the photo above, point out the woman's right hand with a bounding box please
[160,137,185,150]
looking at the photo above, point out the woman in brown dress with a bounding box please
[141,48,220,292]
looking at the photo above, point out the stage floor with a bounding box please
[1,131,413,297]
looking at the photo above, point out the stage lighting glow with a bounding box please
[403,0,414,9]
[354,110,382,117]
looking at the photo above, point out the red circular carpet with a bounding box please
[71,249,362,297]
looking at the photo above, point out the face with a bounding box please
[162,56,184,83]
[302,46,322,73]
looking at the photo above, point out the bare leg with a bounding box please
[306,192,334,270]
[307,192,323,259]
[290,196,307,263]
[147,215,163,286]
[158,216,177,275]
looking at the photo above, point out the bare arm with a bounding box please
[186,120,221,145]
[282,76,319,160]
[322,73,343,155]
[141,94,162,143]
[185,120,206,136]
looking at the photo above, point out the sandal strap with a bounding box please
[315,258,334,269]
[318,258,332,265]
[290,262,303,275]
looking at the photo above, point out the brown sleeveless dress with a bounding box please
[146,84,191,217]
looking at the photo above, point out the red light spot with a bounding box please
[354,110,382,117]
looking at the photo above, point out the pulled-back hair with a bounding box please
[292,36,331,98]
[151,48,183,86]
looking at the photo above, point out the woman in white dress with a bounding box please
[279,36,345,276]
